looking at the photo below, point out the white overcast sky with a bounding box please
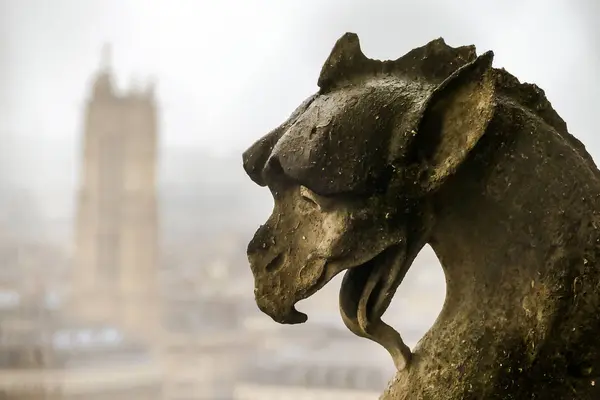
[0,0,598,219]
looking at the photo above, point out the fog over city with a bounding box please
[0,0,598,398]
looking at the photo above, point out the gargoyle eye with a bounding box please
[299,185,321,209]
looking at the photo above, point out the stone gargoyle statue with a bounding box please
[242,32,600,399]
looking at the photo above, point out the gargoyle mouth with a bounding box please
[340,244,406,329]
[260,245,403,326]
[255,256,331,325]
[273,263,330,325]
[339,243,414,371]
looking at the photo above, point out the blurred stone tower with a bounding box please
[72,44,160,345]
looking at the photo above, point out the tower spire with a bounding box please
[91,43,115,98]
[100,43,112,72]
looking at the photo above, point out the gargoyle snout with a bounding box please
[248,251,287,275]
[246,224,285,274]
[247,226,307,325]
[247,224,271,254]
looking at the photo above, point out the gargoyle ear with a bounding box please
[410,51,496,194]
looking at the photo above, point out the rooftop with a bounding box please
[244,362,391,392]
[242,331,402,391]
[162,296,244,334]
[0,311,154,370]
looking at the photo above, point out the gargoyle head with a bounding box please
[242,32,496,370]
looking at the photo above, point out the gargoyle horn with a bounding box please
[318,33,479,92]
[317,32,373,90]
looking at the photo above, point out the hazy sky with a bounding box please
[0,0,598,219]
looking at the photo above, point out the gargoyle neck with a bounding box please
[428,105,600,313]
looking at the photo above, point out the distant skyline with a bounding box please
[1,0,598,221]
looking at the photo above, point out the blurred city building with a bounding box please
[70,44,161,346]
[160,232,256,399]
[0,286,61,400]
[233,326,393,400]
[0,286,162,400]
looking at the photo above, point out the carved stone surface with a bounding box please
[242,32,600,399]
